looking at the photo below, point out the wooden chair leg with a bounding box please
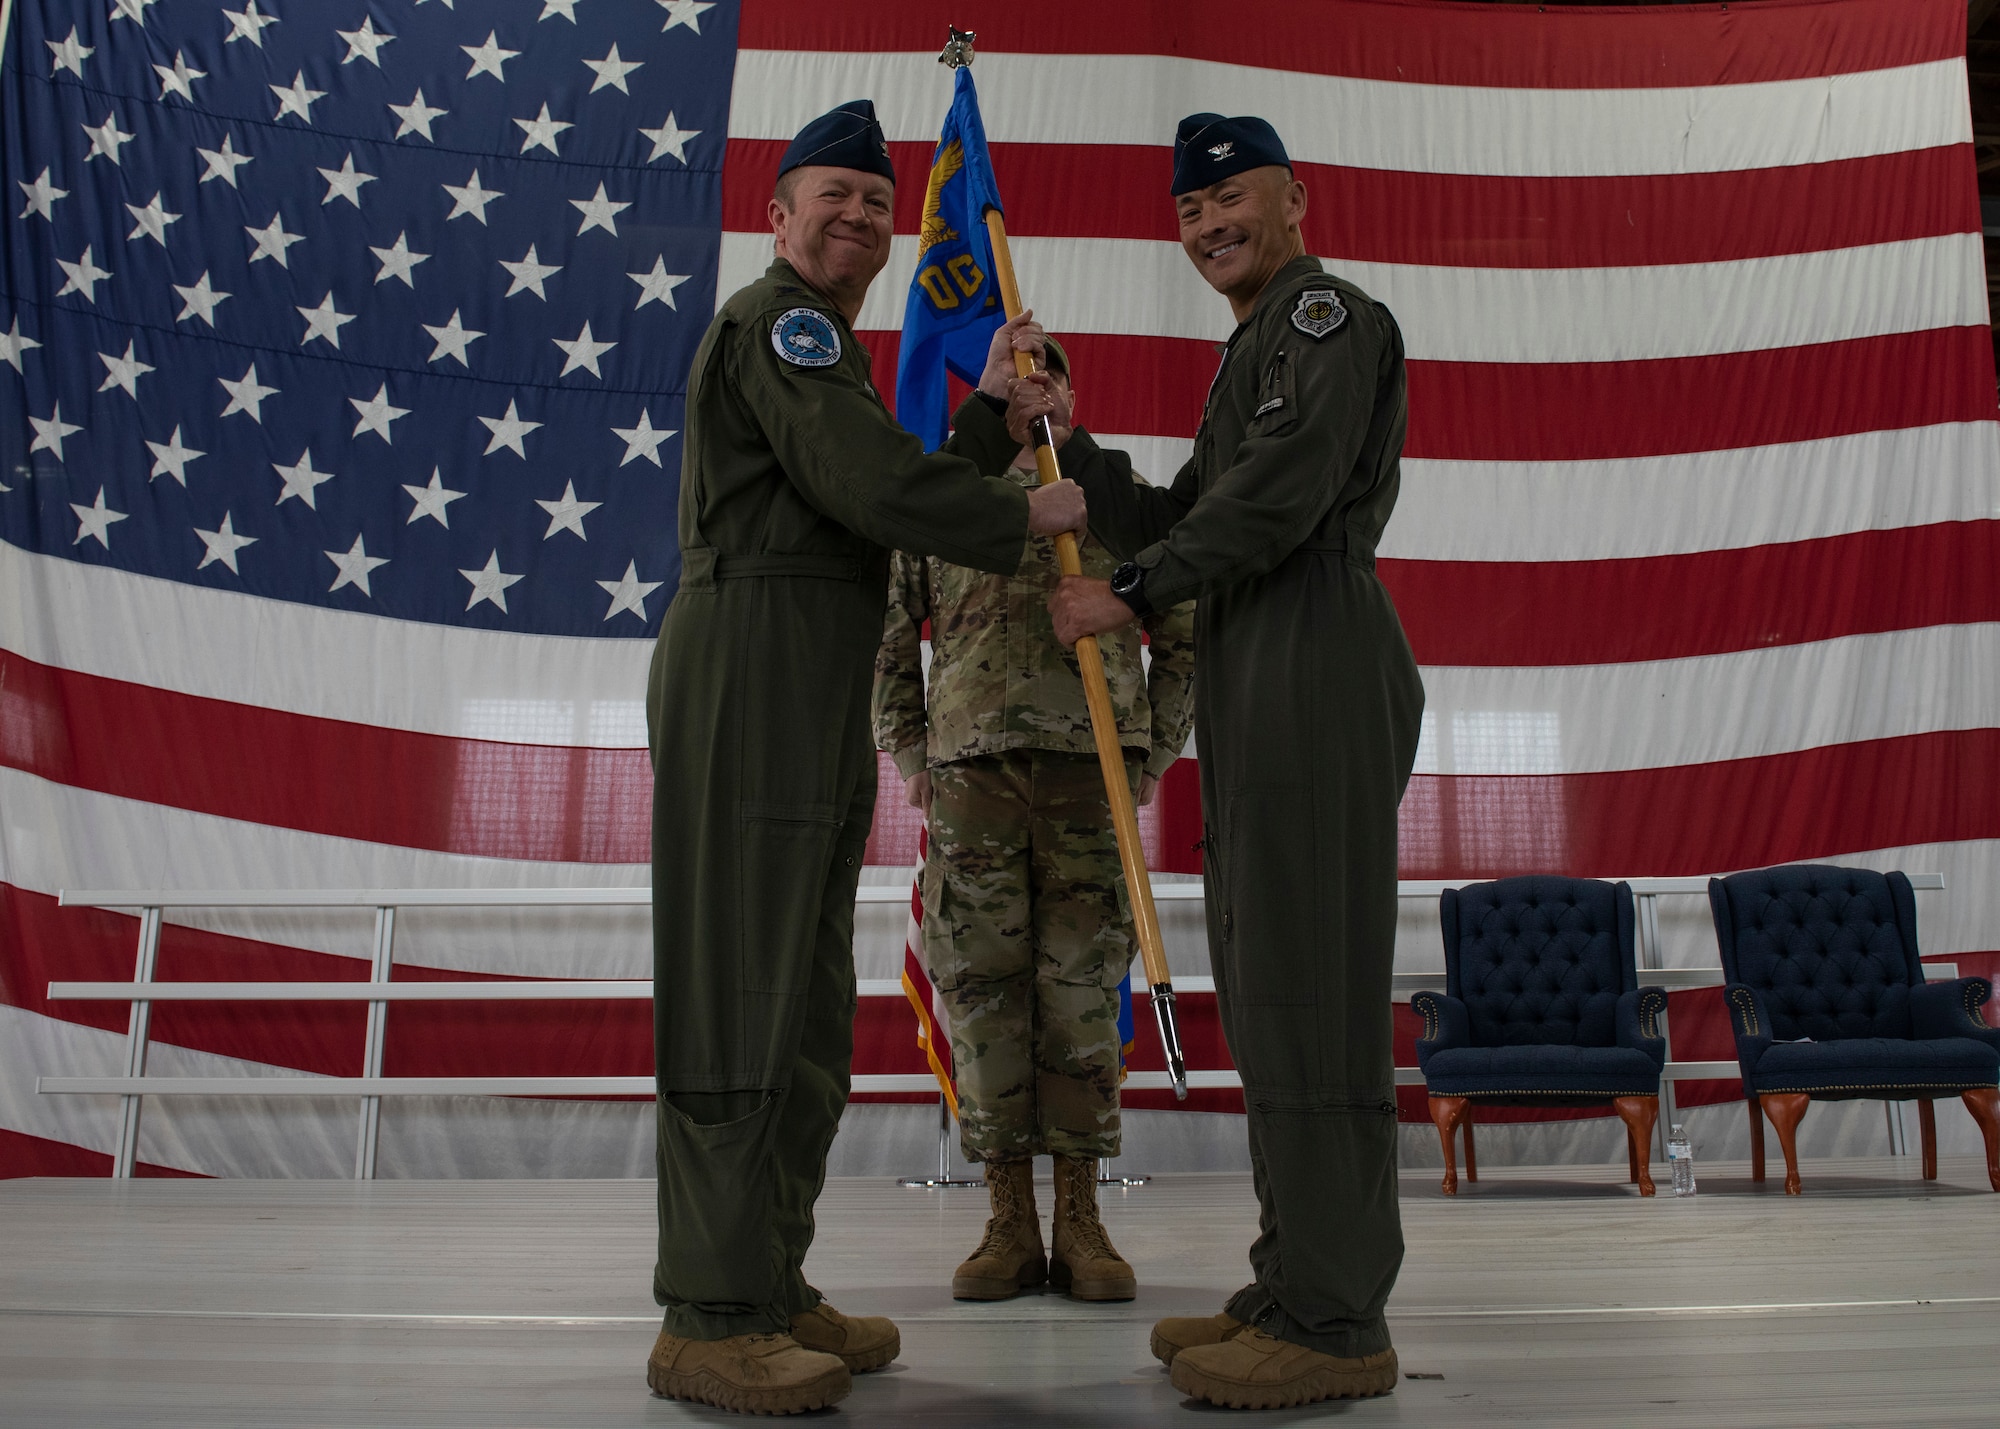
[1962,1087,2000,1192]
[1761,1092,1810,1195]
[1918,1099,1938,1181]
[1614,1095,1659,1196]
[1429,1096,1467,1195]
[1462,1107,1478,1183]
[1747,1096,1766,1182]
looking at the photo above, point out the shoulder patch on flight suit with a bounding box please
[771,307,842,367]
[1290,288,1347,340]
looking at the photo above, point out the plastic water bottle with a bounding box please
[1667,1124,1696,1197]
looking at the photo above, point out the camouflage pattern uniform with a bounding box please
[874,459,1196,1162]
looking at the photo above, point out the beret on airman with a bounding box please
[1042,335,1070,377]
[777,99,897,184]
[1171,113,1292,196]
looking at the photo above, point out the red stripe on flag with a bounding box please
[1384,520,2000,667]
[726,141,1980,268]
[737,0,1967,88]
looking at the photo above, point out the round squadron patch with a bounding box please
[1290,288,1347,340]
[771,307,842,367]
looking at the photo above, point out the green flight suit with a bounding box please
[1067,255,1425,1359]
[647,259,1030,1340]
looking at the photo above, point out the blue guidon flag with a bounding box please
[894,65,1005,453]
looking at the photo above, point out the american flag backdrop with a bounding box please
[2,0,1997,1176]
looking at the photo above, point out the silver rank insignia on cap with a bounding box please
[1290,288,1347,340]
[1207,141,1234,159]
[772,307,842,367]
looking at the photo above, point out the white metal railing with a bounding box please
[41,875,1949,1177]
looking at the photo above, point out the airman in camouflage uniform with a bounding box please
[874,338,1196,1303]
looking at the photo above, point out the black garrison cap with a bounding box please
[777,99,897,183]
[1171,113,1292,196]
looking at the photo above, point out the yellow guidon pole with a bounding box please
[939,28,1189,1100]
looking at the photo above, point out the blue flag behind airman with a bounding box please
[897,67,1007,452]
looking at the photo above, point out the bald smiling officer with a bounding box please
[1047,114,1426,1410]
[644,100,1086,1415]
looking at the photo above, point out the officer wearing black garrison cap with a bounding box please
[643,99,1087,1414]
[1047,112,1426,1410]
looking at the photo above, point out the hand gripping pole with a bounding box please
[979,204,1189,1101]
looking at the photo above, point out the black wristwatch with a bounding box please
[1109,561,1153,617]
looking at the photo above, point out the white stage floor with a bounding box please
[2,1159,1996,1427]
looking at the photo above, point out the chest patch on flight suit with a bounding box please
[771,307,842,367]
[1290,288,1347,340]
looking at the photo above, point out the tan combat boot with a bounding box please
[788,1301,900,1373]
[1169,1328,1398,1409]
[1050,1152,1137,1301]
[645,1328,850,1414]
[951,1158,1048,1300]
[1150,1311,1249,1366]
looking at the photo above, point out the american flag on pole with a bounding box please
[3,0,1996,1175]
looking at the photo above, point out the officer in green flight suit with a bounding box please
[643,100,1088,1416]
[1047,113,1426,1411]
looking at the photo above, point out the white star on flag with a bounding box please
[612,409,676,466]
[443,169,502,223]
[195,513,257,572]
[423,309,484,366]
[657,0,714,34]
[154,50,206,101]
[598,561,663,621]
[572,183,631,236]
[110,0,155,27]
[390,89,448,141]
[500,244,562,299]
[554,321,615,378]
[46,26,93,76]
[29,402,83,460]
[583,43,642,93]
[125,193,181,246]
[325,534,389,595]
[297,292,356,348]
[403,468,467,526]
[71,489,129,548]
[197,135,253,187]
[1,317,42,372]
[318,154,376,207]
[338,15,394,66]
[56,246,112,302]
[540,0,581,19]
[372,232,430,287]
[536,480,601,540]
[173,271,231,326]
[271,71,327,123]
[640,113,699,164]
[463,31,521,80]
[147,424,205,484]
[245,213,305,267]
[97,340,155,398]
[515,103,573,156]
[219,363,278,422]
[221,0,278,46]
[274,450,335,507]
[630,256,692,310]
[460,551,524,613]
[478,399,542,457]
[82,113,135,165]
[350,383,411,442]
[18,167,66,221]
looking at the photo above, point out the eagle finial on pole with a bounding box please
[938,26,977,68]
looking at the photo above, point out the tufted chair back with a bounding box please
[1441,877,1637,1048]
[1709,865,1924,1043]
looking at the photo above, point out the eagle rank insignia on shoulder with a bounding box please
[772,307,842,367]
[1290,288,1347,340]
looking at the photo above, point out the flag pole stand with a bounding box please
[896,1092,983,1188]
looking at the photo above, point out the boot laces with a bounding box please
[1059,1158,1117,1262]
[974,1162,1031,1259]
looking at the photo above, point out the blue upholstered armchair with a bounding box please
[1710,865,2000,1194]
[1413,877,1668,1195]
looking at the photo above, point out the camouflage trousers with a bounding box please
[921,748,1140,1162]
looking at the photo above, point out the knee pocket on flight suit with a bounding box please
[655,1091,784,1307]
[1213,788,1320,1008]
